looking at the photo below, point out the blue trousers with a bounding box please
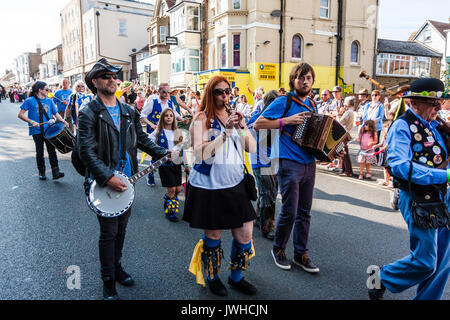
[380,190,450,300]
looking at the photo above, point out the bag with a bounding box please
[243,165,258,201]
[71,132,87,176]
[411,200,450,229]
[407,161,450,229]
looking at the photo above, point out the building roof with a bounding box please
[377,39,442,58]
[164,0,176,9]
[428,20,450,38]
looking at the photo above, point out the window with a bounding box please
[233,0,241,10]
[119,20,127,36]
[292,34,302,59]
[376,53,431,77]
[160,2,166,16]
[218,0,227,14]
[170,7,186,35]
[187,6,199,31]
[320,0,329,19]
[151,26,157,44]
[160,26,166,43]
[172,49,186,73]
[351,41,359,64]
[233,34,240,67]
[189,49,200,72]
[220,36,227,67]
[423,28,431,42]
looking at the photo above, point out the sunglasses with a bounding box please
[371,94,379,96]
[160,89,169,94]
[99,74,118,80]
[42,88,49,92]
[213,88,232,96]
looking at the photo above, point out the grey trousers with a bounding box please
[273,159,316,258]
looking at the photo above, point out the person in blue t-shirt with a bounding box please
[254,62,320,274]
[18,81,68,180]
[247,90,280,240]
[53,79,72,117]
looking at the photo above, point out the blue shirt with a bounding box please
[386,108,448,186]
[362,101,385,132]
[21,97,58,136]
[105,103,132,177]
[53,89,72,113]
[248,111,271,169]
[261,92,316,164]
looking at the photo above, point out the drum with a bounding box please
[44,122,75,154]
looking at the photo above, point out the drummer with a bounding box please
[18,81,68,181]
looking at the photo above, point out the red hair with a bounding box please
[197,75,231,129]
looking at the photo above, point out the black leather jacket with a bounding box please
[78,96,167,187]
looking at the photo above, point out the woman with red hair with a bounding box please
[183,76,258,296]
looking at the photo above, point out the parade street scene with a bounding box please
[1,0,450,307]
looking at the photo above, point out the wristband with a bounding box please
[239,129,246,137]
[280,119,283,131]
[447,169,450,183]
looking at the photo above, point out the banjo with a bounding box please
[87,142,187,218]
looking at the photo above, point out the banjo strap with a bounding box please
[118,101,127,172]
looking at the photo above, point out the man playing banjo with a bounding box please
[78,58,169,300]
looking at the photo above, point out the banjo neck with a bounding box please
[128,154,170,185]
[127,140,187,185]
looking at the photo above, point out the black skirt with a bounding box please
[182,180,257,230]
[158,164,182,188]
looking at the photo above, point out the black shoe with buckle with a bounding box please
[292,254,320,273]
[228,277,257,295]
[271,248,291,270]
[368,283,386,300]
[103,277,119,300]
[208,277,228,297]
[39,171,47,180]
[115,265,135,287]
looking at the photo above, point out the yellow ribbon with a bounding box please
[140,152,147,164]
[188,239,206,287]
[188,239,256,287]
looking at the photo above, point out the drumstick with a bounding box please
[28,120,53,127]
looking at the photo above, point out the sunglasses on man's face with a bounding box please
[99,74,118,80]
[160,89,169,95]
[213,88,232,96]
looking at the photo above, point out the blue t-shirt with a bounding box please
[105,103,132,177]
[248,111,271,169]
[21,97,58,136]
[261,92,316,164]
[53,89,72,113]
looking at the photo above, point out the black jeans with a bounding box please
[97,208,132,280]
[32,133,59,173]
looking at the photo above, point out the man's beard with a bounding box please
[97,84,116,96]
[295,86,311,98]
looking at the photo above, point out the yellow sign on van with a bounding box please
[257,63,276,81]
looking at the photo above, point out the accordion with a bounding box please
[291,113,351,162]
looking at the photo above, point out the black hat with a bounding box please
[403,78,447,100]
[85,58,122,93]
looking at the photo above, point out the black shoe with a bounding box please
[115,266,135,287]
[368,283,386,300]
[262,230,275,240]
[39,173,47,180]
[228,277,257,295]
[208,277,228,297]
[103,278,119,300]
[166,213,179,222]
[52,170,64,180]
[271,248,291,270]
[292,254,320,273]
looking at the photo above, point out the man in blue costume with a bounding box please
[369,78,450,300]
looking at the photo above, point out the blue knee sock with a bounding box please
[229,239,252,283]
[202,235,221,282]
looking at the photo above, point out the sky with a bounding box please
[0,0,449,78]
